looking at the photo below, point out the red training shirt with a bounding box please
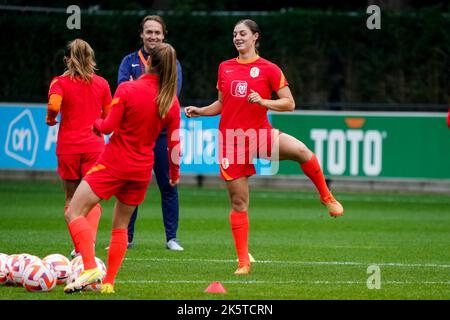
[216,56,289,132]
[48,74,112,155]
[93,74,180,182]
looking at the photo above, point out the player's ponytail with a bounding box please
[149,43,178,118]
[63,39,97,82]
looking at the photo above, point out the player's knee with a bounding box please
[231,195,248,212]
[65,208,76,223]
[112,219,130,230]
[296,144,312,162]
[65,206,84,223]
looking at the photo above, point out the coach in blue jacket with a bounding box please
[116,15,183,251]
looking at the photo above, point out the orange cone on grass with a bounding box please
[205,281,227,294]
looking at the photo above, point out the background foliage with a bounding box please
[0,8,448,106]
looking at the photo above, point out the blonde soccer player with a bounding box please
[47,39,112,258]
[63,43,180,294]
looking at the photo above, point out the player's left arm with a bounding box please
[46,78,63,126]
[248,65,295,112]
[46,94,62,125]
[248,86,295,112]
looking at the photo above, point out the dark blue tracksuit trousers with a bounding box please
[127,130,179,243]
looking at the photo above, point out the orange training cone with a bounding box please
[205,281,227,294]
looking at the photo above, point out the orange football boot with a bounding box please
[234,263,251,275]
[320,194,344,217]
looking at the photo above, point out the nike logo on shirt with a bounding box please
[131,64,140,67]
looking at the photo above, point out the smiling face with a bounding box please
[141,20,165,52]
[233,23,259,55]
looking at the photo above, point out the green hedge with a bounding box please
[0,9,448,105]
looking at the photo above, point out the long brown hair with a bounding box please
[148,43,177,118]
[235,19,261,55]
[63,39,97,82]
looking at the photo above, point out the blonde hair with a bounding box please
[148,43,178,118]
[63,39,97,82]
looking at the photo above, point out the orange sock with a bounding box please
[68,216,96,269]
[300,153,330,198]
[65,205,78,253]
[86,203,102,243]
[230,211,250,266]
[103,229,128,285]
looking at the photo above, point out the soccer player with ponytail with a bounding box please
[46,39,112,258]
[63,43,180,294]
[185,19,344,275]
[117,15,184,251]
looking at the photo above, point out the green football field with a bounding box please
[0,180,449,300]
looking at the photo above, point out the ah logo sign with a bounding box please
[5,109,39,167]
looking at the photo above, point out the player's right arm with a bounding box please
[184,91,223,118]
[117,55,132,85]
[93,86,126,136]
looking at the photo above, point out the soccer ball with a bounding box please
[23,261,57,292]
[0,253,8,285]
[67,261,84,289]
[8,254,40,285]
[67,256,106,291]
[43,254,71,285]
[95,257,107,275]
[69,256,83,271]
[5,254,22,285]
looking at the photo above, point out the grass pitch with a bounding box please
[0,180,449,300]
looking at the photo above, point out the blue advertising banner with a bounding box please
[0,104,57,170]
[179,115,220,174]
[180,115,274,175]
[0,104,272,175]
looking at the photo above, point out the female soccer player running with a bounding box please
[46,39,112,258]
[63,43,180,294]
[185,19,344,275]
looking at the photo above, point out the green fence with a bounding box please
[272,111,450,180]
[0,8,449,104]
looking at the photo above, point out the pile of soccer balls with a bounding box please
[0,252,106,292]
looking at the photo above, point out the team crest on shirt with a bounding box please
[231,80,248,97]
[222,157,230,169]
[250,67,260,78]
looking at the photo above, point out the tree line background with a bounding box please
[2,0,449,11]
[0,1,448,109]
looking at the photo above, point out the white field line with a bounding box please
[125,257,450,269]
[116,279,450,285]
